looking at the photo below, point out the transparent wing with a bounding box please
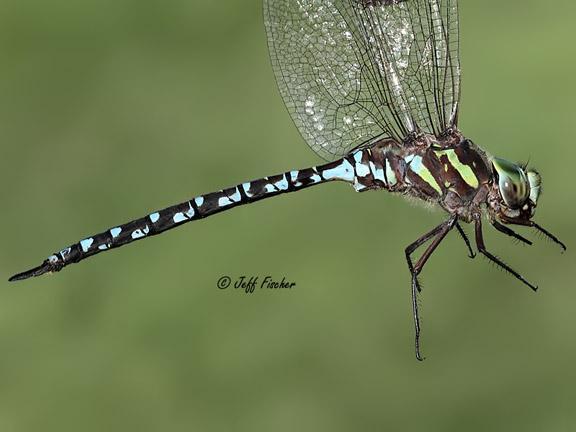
[264,0,461,160]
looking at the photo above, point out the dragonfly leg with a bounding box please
[405,225,445,292]
[492,220,532,246]
[405,215,457,361]
[498,217,566,252]
[531,222,567,252]
[455,222,476,258]
[474,215,538,291]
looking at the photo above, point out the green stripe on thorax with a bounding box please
[434,148,479,189]
[407,155,442,194]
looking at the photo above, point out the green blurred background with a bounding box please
[1,0,575,430]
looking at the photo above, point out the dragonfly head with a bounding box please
[488,157,541,223]
[486,157,565,251]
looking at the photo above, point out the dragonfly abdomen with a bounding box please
[10,157,375,281]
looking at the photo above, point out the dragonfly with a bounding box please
[10,0,566,360]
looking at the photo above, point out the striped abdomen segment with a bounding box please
[10,153,382,281]
[350,146,404,192]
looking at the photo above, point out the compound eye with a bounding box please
[492,158,530,209]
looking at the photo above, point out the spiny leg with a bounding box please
[455,222,476,258]
[474,215,538,291]
[405,215,457,361]
[492,220,532,246]
[499,217,566,252]
[404,225,444,360]
[531,222,567,252]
